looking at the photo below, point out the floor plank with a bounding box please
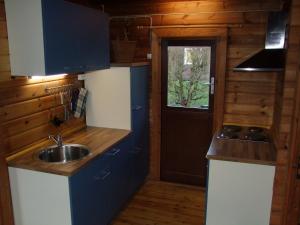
[112,181,205,225]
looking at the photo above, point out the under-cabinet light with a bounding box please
[29,74,68,80]
[243,68,256,72]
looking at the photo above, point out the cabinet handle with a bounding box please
[130,147,142,154]
[101,171,111,180]
[94,170,111,181]
[106,148,121,156]
[133,105,143,111]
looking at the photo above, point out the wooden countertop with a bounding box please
[110,62,150,67]
[8,127,131,176]
[206,134,276,166]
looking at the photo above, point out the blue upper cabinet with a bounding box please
[4,0,109,76]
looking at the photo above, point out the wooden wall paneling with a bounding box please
[150,27,227,180]
[0,77,79,106]
[0,76,86,156]
[109,1,278,128]
[0,152,14,225]
[0,120,14,225]
[269,0,300,224]
[283,44,300,224]
[0,1,9,81]
[105,0,282,15]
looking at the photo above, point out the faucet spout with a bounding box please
[49,134,63,147]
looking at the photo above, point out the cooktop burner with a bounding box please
[247,126,264,133]
[218,131,239,139]
[223,125,242,133]
[243,132,269,142]
[217,125,269,142]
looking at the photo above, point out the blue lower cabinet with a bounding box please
[104,137,133,214]
[69,155,112,225]
[68,66,150,225]
[128,145,149,196]
[69,137,134,225]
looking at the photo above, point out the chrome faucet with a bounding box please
[49,134,63,147]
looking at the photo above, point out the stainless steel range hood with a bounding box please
[234,11,288,72]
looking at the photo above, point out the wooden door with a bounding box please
[161,39,216,186]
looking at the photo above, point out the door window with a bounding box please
[167,46,212,109]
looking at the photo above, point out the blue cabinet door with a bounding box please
[128,144,149,194]
[69,136,133,225]
[76,6,109,71]
[69,155,113,225]
[131,66,149,149]
[103,136,133,217]
[42,0,109,75]
[129,66,150,194]
[130,66,149,109]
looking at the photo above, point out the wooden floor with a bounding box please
[112,181,205,225]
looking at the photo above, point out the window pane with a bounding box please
[167,46,211,109]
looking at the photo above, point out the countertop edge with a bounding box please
[110,62,150,67]
[206,155,276,166]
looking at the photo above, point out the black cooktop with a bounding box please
[217,125,270,142]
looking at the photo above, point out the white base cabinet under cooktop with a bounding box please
[205,160,275,225]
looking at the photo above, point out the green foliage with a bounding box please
[167,47,211,108]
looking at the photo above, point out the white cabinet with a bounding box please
[206,160,275,225]
[9,168,72,225]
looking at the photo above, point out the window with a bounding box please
[167,46,211,109]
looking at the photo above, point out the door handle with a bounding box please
[210,77,215,94]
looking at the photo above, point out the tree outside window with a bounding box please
[167,46,211,108]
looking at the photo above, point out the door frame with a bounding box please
[150,28,228,180]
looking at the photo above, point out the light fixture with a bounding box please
[29,74,68,80]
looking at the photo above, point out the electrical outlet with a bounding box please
[147,53,152,60]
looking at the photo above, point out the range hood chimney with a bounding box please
[234,11,288,72]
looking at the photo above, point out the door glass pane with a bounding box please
[167,46,211,109]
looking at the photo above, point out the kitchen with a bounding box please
[0,0,300,225]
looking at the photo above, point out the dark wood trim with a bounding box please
[283,40,300,225]
[0,125,14,225]
[150,27,228,180]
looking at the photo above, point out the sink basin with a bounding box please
[37,144,91,163]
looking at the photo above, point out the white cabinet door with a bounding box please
[206,160,275,225]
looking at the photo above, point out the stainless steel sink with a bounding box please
[36,144,91,163]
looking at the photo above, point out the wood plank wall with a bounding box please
[0,0,10,81]
[0,76,86,157]
[270,0,300,224]
[106,0,281,128]
[0,126,13,225]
